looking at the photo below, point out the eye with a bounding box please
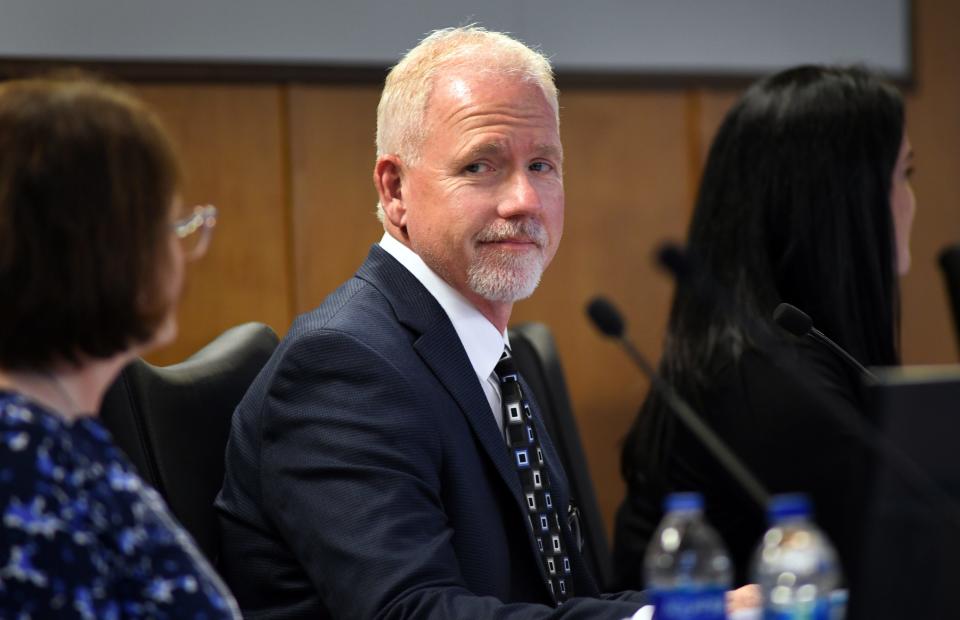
[464,162,493,174]
[529,161,554,173]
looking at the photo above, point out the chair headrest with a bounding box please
[137,322,279,387]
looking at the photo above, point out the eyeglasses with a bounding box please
[173,204,218,261]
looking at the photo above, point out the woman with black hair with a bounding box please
[612,65,915,588]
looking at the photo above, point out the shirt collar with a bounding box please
[379,232,508,382]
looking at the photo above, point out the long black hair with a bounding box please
[623,65,904,480]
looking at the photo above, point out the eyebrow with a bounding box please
[465,142,506,159]
[533,143,564,162]
[462,142,563,161]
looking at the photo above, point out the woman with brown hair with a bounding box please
[0,77,238,618]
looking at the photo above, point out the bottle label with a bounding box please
[762,598,832,620]
[652,586,726,620]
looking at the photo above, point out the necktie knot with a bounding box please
[496,349,524,405]
[495,347,519,385]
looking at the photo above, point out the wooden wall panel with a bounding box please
[132,85,292,366]
[511,91,693,536]
[696,90,740,168]
[287,85,384,314]
[899,0,960,364]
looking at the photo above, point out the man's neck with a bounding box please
[464,295,512,334]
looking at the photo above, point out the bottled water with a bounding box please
[644,492,732,620]
[751,494,844,620]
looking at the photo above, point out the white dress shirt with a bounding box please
[378,233,509,429]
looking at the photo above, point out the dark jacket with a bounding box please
[216,245,647,619]
[613,338,870,587]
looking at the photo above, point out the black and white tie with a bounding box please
[495,346,573,604]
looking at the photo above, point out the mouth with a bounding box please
[480,237,540,249]
[475,218,549,253]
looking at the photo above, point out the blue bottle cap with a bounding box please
[768,493,812,522]
[664,492,703,512]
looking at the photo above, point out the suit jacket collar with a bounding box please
[376,233,507,385]
[355,245,525,504]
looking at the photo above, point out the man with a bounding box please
[216,26,650,618]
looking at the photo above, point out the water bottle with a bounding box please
[644,492,732,620]
[751,494,844,620]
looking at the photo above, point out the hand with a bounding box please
[727,584,761,614]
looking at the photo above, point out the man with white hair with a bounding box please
[216,26,651,618]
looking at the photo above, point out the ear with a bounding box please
[374,155,407,230]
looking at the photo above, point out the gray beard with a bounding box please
[467,248,545,302]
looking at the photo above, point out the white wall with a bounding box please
[0,0,911,78]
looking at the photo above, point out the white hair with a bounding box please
[374,25,558,222]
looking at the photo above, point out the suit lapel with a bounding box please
[356,246,524,507]
[413,329,523,504]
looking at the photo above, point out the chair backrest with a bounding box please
[99,322,279,563]
[508,321,613,589]
[939,243,960,356]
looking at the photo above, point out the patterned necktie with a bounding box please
[495,347,573,605]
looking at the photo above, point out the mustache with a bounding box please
[475,218,548,248]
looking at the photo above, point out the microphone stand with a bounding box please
[615,335,771,511]
[587,296,770,512]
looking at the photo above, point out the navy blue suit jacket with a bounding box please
[215,245,647,618]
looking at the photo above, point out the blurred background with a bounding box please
[1,0,955,538]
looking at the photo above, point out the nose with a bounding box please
[499,170,542,219]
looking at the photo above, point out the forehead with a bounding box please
[423,69,560,150]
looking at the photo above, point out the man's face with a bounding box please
[399,70,564,307]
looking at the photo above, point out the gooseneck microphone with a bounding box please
[773,303,878,382]
[586,296,770,511]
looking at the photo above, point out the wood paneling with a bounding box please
[899,0,960,364]
[287,85,384,314]
[132,85,292,366]
[696,90,740,168]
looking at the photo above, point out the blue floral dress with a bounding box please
[0,391,240,618]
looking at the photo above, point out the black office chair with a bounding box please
[508,321,613,590]
[99,322,279,564]
[939,243,960,355]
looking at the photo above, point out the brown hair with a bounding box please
[0,75,182,369]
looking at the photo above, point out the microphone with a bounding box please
[585,297,625,339]
[586,296,770,511]
[655,244,692,283]
[773,303,878,382]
